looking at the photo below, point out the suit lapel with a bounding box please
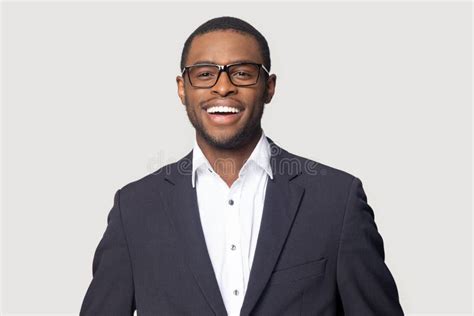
[163,151,228,316]
[163,138,305,316]
[240,138,305,316]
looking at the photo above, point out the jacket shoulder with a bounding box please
[281,148,357,188]
[116,160,180,199]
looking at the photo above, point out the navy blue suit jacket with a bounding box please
[80,137,404,315]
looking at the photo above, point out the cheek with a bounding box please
[246,91,266,111]
[185,90,208,107]
[184,93,209,121]
[250,84,267,102]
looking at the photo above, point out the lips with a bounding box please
[202,101,244,125]
[202,102,244,112]
[206,111,243,125]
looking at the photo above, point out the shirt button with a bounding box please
[233,289,239,296]
[228,199,234,206]
[231,244,237,251]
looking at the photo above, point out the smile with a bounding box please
[204,106,243,125]
[206,106,241,114]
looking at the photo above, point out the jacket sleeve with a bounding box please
[80,189,136,316]
[336,177,404,315]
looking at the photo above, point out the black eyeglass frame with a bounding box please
[181,62,270,88]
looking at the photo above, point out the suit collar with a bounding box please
[162,137,304,316]
[166,136,300,187]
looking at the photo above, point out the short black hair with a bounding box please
[180,16,271,73]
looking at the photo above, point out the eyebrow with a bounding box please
[187,59,260,66]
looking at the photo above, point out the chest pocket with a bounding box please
[268,257,327,285]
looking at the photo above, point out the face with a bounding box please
[176,30,276,150]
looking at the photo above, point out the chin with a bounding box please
[202,130,246,150]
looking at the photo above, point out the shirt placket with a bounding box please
[223,179,245,315]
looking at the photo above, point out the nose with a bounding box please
[211,70,237,97]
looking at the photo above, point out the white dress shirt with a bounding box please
[191,131,273,316]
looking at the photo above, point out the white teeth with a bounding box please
[206,106,240,114]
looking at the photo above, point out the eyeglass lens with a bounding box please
[188,63,260,87]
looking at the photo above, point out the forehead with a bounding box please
[186,30,263,66]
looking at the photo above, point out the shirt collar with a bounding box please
[191,131,273,188]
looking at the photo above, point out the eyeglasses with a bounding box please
[181,62,270,88]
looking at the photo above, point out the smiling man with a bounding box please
[80,16,404,316]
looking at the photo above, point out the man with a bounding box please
[80,16,404,315]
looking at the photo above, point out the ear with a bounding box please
[264,74,277,104]
[176,75,186,105]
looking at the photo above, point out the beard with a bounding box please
[184,94,265,150]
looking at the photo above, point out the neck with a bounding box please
[196,129,263,187]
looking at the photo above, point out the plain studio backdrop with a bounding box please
[1,1,472,315]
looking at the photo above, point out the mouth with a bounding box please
[203,104,244,125]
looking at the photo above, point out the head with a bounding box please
[176,16,276,150]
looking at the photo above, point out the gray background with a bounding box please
[1,1,472,314]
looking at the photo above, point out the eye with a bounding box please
[198,72,214,78]
[229,64,258,79]
[232,71,252,78]
[189,66,218,80]
[233,71,251,77]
